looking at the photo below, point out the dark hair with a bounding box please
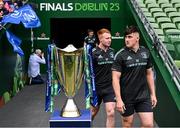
[87,29,94,33]
[124,25,139,36]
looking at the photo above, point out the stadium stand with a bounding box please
[147,17,156,23]
[133,0,180,93]
[171,0,180,5]
[172,17,180,24]
[156,17,171,24]
[168,12,180,18]
[164,7,177,13]
[158,0,169,4]
[153,12,167,21]
[174,3,180,11]
[147,3,159,9]
[160,3,173,9]
[136,0,180,70]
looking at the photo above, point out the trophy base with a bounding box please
[50,109,91,127]
[61,98,81,117]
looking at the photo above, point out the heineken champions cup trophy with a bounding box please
[55,44,84,117]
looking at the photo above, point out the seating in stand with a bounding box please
[150,23,160,29]
[164,29,180,48]
[160,23,177,32]
[169,39,180,60]
[153,29,167,43]
[156,17,172,24]
[146,3,159,9]
[144,12,152,17]
[171,0,180,6]
[149,7,163,14]
[174,60,180,69]
[137,0,180,60]
[163,43,176,59]
[165,29,180,36]
[141,7,149,12]
[154,28,164,35]
[174,41,180,59]
[176,23,180,29]
[174,3,180,11]
[137,0,146,8]
[143,0,156,4]
[139,3,146,8]
[165,30,180,59]
[160,3,173,9]
[164,7,177,14]
[171,17,180,28]
[157,0,170,4]
[147,17,156,23]
[171,17,180,24]
[168,12,180,18]
[153,12,167,20]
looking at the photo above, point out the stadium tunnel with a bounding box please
[50,18,111,48]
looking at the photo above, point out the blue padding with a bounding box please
[50,109,91,128]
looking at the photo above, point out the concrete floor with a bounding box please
[0,82,158,127]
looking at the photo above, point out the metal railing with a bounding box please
[130,0,180,91]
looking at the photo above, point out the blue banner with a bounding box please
[84,44,98,108]
[87,44,98,107]
[45,45,51,112]
[6,30,24,56]
[45,44,61,112]
[2,4,41,28]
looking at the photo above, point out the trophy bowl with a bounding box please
[55,44,84,117]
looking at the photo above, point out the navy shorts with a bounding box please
[97,92,116,105]
[122,100,153,117]
[91,90,116,106]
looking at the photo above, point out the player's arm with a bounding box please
[112,71,125,113]
[146,68,157,108]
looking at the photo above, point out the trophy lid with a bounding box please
[60,44,78,52]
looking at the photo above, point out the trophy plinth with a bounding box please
[55,44,84,117]
[61,98,80,117]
